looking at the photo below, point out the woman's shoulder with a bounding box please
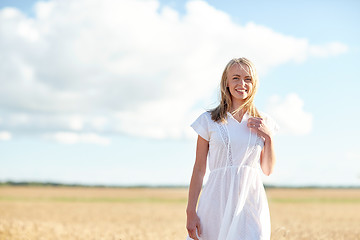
[197,110,212,119]
[192,110,212,123]
[194,110,217,125]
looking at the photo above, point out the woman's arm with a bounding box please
[260,135,276,176]
[247,117,276,176]
[186,135,209,240]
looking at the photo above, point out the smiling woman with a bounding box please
[186,58,279,240]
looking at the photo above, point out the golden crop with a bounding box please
[0,187,359,240]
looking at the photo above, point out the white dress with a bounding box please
[187,111,279,240]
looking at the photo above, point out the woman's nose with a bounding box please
[238,79,246,85]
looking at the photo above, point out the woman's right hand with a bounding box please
[186,210,202,240]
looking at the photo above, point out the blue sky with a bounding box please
[1,0,359,186]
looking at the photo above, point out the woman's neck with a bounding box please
[229,100,245,114]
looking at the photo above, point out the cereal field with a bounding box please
[0,186,359,240]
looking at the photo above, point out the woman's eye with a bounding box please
[245,78,252,82]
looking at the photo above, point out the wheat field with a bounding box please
[0,186,359,240]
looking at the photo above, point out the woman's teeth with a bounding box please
[235,89,246,93]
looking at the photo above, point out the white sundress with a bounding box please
[187,111,279,240]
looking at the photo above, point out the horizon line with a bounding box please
[1,180,360,189]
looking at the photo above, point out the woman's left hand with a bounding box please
[247,117,271,140]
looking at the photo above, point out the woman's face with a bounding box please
[227,63,253,103]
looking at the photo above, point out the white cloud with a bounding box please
[45,132,110,145]
[91,117,108,131]
[0,131,12,140]
[68,115,84,131]
[0,0,346,140]
[266,93,313,135]
[115,98,203,139]
[8,113,30,125]
[346,152,360,160]
[309,42,348,58]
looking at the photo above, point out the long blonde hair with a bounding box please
[209,57,261,123]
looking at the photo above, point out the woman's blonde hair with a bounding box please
[209,57,261,123]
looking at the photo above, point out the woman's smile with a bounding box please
[235,88,247,93]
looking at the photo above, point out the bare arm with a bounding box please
[247,117,276,176]
[260,135,276,176]
[186,135,209,240]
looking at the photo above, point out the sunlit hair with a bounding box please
[209,57,261,123]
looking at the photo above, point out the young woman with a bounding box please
[186,58,279,240]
